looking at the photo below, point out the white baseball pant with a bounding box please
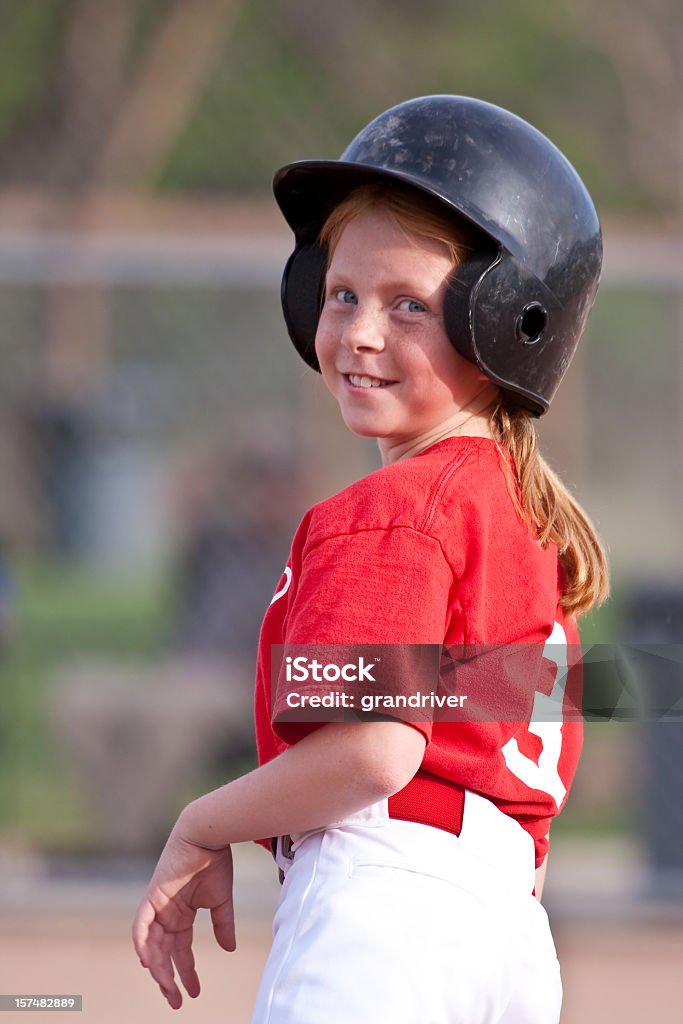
[252,790,562,1024]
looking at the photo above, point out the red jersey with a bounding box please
[254,436,582,865]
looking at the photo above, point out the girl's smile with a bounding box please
[314,208,497,464]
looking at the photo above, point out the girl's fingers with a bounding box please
[147,922,184,1009]
[211,897,237,952]
[133,896,204,1007]
[132,843,235,1008]
[131,898,156,966]
[171,928,201,999]
[134,909,186,1009]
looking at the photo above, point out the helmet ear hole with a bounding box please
[516,302,548,345]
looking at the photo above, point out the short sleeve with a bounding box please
[289,527,452,643]
[273,526,453,744]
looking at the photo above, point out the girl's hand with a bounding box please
[132,829,236,1009]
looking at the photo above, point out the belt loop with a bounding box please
[281,834,294,860]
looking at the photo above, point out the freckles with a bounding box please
[314,333,339,394]
[314,325,333,363]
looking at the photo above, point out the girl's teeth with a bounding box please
[350,374,387,388]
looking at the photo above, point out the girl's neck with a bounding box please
[378,411,494,466]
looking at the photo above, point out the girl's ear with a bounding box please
[280,242,328,372]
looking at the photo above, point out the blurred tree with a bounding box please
[565,0,683,214]
[0,0,678,212]
[564,0,683,514]
[0,0,242,192]
[157,0,636,210]
[1,0,136,190]
[0,2,66,141]
[94,0,242,189]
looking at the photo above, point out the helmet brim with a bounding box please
[273,159,500,251]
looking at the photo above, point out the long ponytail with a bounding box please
[491,399,609,617]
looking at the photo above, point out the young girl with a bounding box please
[133,95,608,1024]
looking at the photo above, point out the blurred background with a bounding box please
[0,1,681,1020]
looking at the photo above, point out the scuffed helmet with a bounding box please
[274,95,602,415]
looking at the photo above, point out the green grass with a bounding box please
[0,560,168,848]
[16,560,168,657]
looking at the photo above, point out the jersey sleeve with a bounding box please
[272,526,453,745]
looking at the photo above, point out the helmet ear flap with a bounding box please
[444,247,562,416]
[442,248,499,365]
[281,242,327,371]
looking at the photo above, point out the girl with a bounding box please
[133,95,608,1024]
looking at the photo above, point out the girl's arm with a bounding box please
[133,720,426,1009]
[181,718,426,845]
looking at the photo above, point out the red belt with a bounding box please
[388,770,465,836]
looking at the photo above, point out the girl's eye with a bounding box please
[334,288,357,305]
[398,298,426,313]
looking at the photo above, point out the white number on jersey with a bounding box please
[501,621,568,807]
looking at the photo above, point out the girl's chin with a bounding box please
[339,415,393,440]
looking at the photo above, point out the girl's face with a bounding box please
[315,207,498,464]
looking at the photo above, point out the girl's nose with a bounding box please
[341,305,386,353]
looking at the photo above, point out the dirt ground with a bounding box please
[2,914,683,1023]
[2,844,683,1024]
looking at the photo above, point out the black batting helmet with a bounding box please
[273,94,602,415]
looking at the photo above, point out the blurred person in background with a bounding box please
[169,446,304,766]
[171,449,303,663]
